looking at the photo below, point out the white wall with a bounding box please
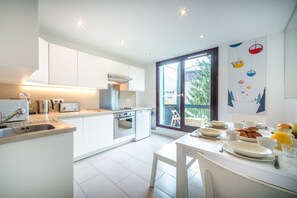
[142,31,297,137]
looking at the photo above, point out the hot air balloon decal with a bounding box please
[246,85,251,89]
[247,69,256,77]
[249,42,263,54]
[231,59,244,68]
[238,79,244,84]
[241,91,245,94]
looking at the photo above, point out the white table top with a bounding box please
[176,132,297,193]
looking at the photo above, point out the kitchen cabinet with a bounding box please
[128,66,145,91]
[135,109,151,140]
[77,52,108,89]
[61,117,84,159]
[83,114,114,154]
[49,43,78,86]
[0,0,38,84]
[27,37,49,84]
[0,132,73,198]
[120,66,145,91]
[107,60,129,76]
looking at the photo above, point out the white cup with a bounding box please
[256,137,278,151]
[226,130,240,141]
[233,122,244,129]
[242,121,257,127]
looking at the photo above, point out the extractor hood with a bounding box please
[108,73,132,84]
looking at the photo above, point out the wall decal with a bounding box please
[228,37,266,114]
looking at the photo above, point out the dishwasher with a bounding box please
[134,110,151,141]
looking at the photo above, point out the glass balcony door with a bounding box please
[184,54,211,129]
[157,61,182,129]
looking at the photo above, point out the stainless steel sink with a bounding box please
[12,124,55,134]
[0,128,16,138]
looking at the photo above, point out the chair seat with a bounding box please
[150,139,196,187]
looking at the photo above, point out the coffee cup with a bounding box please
[233,122,244,129]
[226,130,240,141]
[256,137,278,151]
[242,121,257,127]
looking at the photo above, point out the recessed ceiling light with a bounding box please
[178,8,187,16]
[120,40,125,45]
[75,19,85,28]
[199,34,205,39]
[146,52,151,55]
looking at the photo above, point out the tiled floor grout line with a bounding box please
[74,178,90,198]
[87,159,133,198]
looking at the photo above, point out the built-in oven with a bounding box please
[114,111,135,139]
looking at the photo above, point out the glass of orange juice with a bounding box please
[272,128,295,150]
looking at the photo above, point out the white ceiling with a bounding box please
[39,0,297,66]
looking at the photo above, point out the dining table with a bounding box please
[175,126,297,198]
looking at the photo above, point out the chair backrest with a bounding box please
[171,109,180,118]
[197,152,297,198]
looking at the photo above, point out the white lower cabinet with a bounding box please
[0,132,73,198]
[83,114,113,153]
[61,114,114,160]
[135,110,151,140]
[61,117,84,158]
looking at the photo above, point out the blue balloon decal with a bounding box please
[229,43,242,47]
[247,69,256,77]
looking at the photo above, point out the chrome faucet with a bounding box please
[0,108,26,126]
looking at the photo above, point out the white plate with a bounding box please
[239,136,257,143]
[227,141,272,158]
[210,120,226,127]
[223,143,274,161]
[209,124,228,129]
[199,127,221,137]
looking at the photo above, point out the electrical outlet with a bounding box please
[53,99,64,104]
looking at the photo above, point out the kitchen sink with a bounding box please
[12,124,56,134]
[0,128,16,138]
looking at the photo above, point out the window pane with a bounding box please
[184,55,211,127]
[158,62,181,128]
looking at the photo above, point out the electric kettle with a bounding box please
[36,100,54,114]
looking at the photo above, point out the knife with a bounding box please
[274,155,280,169]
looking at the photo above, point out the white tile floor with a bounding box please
[74,133,205,198]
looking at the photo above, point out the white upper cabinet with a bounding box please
[128,66,145,91]
[49,44,78,86]
[0,0,38,84]
[27,38,49,84]
[107,60,129,76]
[77,52,108,89]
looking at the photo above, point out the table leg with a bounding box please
[176,144,188,198]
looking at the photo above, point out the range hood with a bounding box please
[108,73,132,84]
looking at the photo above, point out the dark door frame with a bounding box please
[156,47,218,132]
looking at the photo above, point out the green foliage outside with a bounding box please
[185,56,211,121]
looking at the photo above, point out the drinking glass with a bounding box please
[281,143,297,158]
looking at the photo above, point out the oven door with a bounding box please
[114,116,135,139]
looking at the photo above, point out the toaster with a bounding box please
[59,102,80,112]
[0,99,29,122]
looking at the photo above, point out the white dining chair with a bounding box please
[197,152,297,198]
[150,140,196,187]
[170,109,180,126]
